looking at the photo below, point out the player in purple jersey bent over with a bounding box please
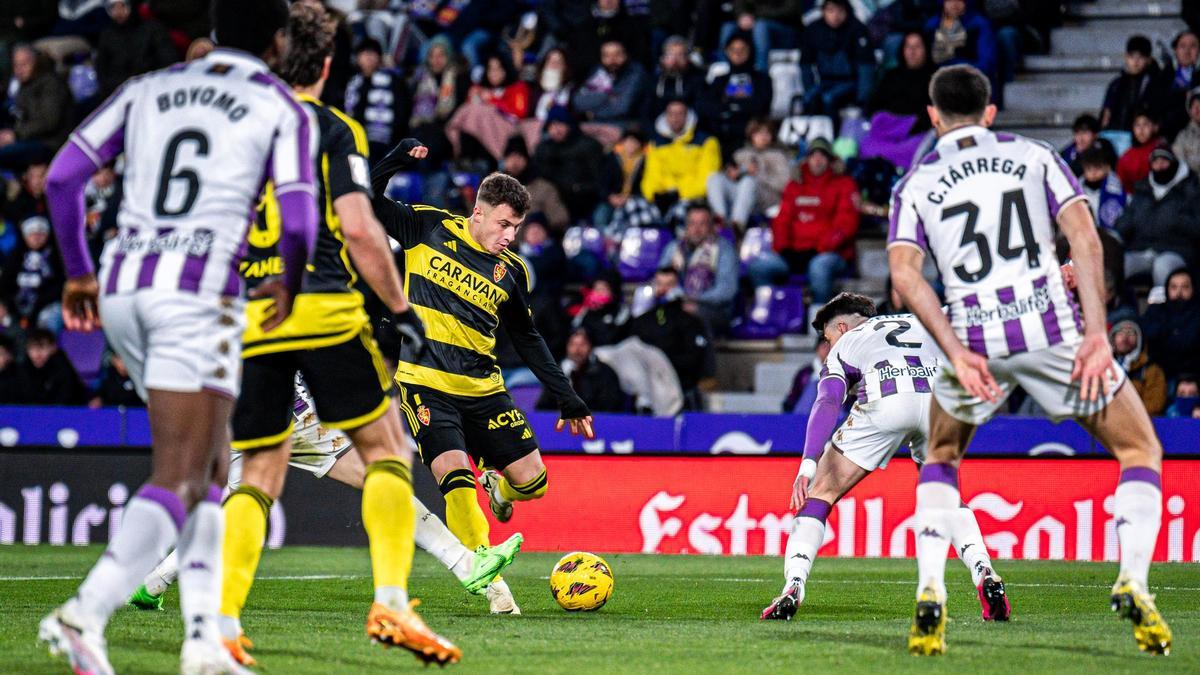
[761,292,1008,624]
[889,65,1170,656]
[37,1,318,673]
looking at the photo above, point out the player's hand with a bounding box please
[62,274,101,331]
[1072,332,1118,402]
[790,458,817,512]
[250,278,294,332]
[392,138,428,163]
[950,346,1001,404]
[387,306,428,359]
[556,415,595,439]
[1060,262,1077,291]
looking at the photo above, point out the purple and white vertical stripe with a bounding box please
[906,355,931,393]
[961,294,988,357]
[995,286,1028,354]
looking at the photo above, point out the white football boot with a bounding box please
[486,579,521,615]
[39,605,115,675]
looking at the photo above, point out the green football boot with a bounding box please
[127,585,164,611]
[462,533,524,595]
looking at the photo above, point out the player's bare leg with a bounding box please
[1078,383,1171,655]
[348,403,460,665]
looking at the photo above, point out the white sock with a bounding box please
[375,586,409,610]
[915,465,960,601]
[412,497,471,580]
[488,578,511,595]
[217,615,242,642]
[1114,469,1163,587]
[177,486,223,643]
[69,485,184,630]
[950,506,994,586]
[144,549,180,595]
[783,517,825,585]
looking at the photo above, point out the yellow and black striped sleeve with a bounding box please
[369,138,433,248]
[324,108,372,201]
[498,262,590,419]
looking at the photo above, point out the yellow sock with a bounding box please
[362,457,416,600]
[220,486,272,620]
[440,469,490,549]
[498,468,549,502]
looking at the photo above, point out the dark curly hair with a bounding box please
[278,2,337,88]
[812,292,877,335]
[477,172,531,218]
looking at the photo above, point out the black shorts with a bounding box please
[232,324,393,450]
[396,382,539,471]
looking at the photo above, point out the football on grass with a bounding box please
[550,552,614,611]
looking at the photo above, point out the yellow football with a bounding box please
[549,551,614,611]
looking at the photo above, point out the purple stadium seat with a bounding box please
[630,283,656,317]
[59,330,106,385]
[731,286,806,339]
[563,226,606,261]
[738,226,774,271]
[618,226,673,282]
[385,172,423,204]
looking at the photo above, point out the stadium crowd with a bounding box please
[1,0,1199,419]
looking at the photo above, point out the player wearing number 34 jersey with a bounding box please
[888,65,1169,657]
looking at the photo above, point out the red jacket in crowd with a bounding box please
[472,81,531,119]
[1116,137,1159,193]
[770,165,860,260]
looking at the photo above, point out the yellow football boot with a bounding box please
[908,585,947,656]
[1111,577,1172,656]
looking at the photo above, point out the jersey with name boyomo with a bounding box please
[888,126,1085,359]
[75,48,315,298]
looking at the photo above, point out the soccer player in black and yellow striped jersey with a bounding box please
[371,140,594,612]
[215,3,459,667]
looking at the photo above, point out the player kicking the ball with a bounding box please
[889,65,1171,656]
[39,1,318,673]
[761,293,1009,623]
[128,376,524,665]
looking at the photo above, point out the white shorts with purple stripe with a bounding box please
[934,338,1126,425]
[831,392,930,471]
[99,289,245,400]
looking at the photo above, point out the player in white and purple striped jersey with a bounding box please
[889,65,1170,656]
[761,293,1008,624]
[37,2,318,674]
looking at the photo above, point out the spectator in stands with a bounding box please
[408,36,469,168]
[502,135,570,232]
[570,270,629,347]
[89,350,142,408]
[657,202,738,333]
[1116,112,1163,192]
[867,31,935,125]
[564,0,649,78]
[753,138,859,303]
[1079,146,1126,232]
[720,1,802,73]
[518,213,570,356]
[1142,269,1200,380]
[4,159,50,226]
[1,216,64,333]
[630,266,714,410]
[533,106,607,222]
[344,38,409,162]
[650,35,705,118]
[782,339,831,413]
[597,129,648,231]
[642,99,722,210]
[0,334,18,403]
[445,52,530,163]
[1116,144,1200,287]
[1157,30,1200,139]
[925,0,997,84]
[538,328,628,413]
[1173,88,1200,173]
[0,45,72,171]
[699,34,772,156]
[16,328,87,405]
[1062,114,1117,176]
[95,0,177,99]
[1102,36,1160,132]
[706,119,791,233]
[85,162,120,262]
[1111,319,1167,415]
[529,47,575,128]
[1167,375,1200,417]
[574,39,648,143]
[799,0,874,116]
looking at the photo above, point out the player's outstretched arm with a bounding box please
[889,244,1001,403]
[791,376,847,512]
[46,141,111,331]
[1058,199,1118,401]
[367,139,428,246]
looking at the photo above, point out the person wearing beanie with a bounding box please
[501,135,570,231]
[533,106,608,222]
[345,38,410,161]
[1,215,64,332]
[1116,143,1200,287]
[1141,269,1200,380]
[1102,35,1163,131]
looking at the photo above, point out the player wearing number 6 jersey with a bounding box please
[39,2,318,673]
[889,65,1170,656]
[761,293,1008,624]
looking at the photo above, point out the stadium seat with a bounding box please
[630,283,656,317]
[738,226,774,272]
[731,286,806,339]
[563,225,606,261]
[618,227,673,282]
[59,330,106,386]
[385,172,423,204]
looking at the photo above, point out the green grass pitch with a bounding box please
[1,546,1196,673]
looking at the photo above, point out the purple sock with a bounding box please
[1119,466,1161,489]
[797,498,832,523]
[919,463,958,489]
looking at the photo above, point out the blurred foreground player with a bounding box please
[761,293,1008,623]
[889,65,1171,656]
[371,143,594,613]
[38,1,318,673]
[210,3,458,665]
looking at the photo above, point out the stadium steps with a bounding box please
[1070,0,1181,20]
[1050,17,1185,56]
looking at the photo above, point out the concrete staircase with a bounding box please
[997,0,1187,147]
